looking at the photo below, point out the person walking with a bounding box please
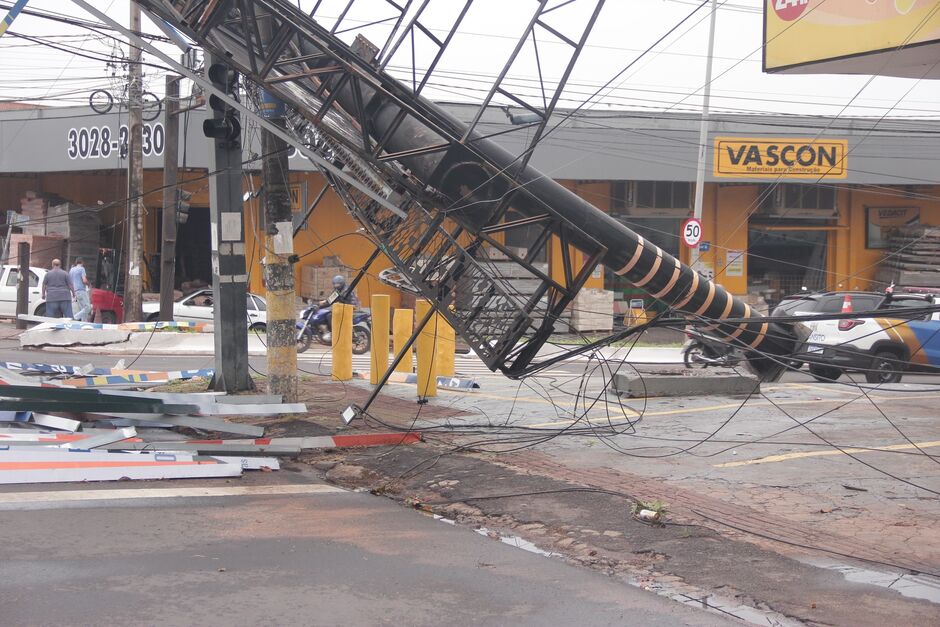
[69,257,91,321]
[41,259,74,319]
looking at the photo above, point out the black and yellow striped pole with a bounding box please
[307,47,801,380]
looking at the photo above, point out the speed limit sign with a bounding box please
[682,218,702,248]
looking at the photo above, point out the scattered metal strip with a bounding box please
[90,418,174,428]
[207,456,281,470]
[0,447,242,484]
[61,369,214,388]
[104,390,301,415]
[0,484,344,505]
[30,413,81,432]
[115,415,265,437]
[199,403,306,416]
[58,427,138,450]
[212,394,283,405]
[111,442,299,455]
[0,431,95,443]
[0,399,198,414]
[0,384,202,414]
[0,411,32,422]
[0,361,89,375]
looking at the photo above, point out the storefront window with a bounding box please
[611,181,692,212]
[636,181,691,210]
[780,184,836,210]
[866,206,919,249]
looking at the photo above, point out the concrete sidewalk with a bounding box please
[20,326,686,364]
[21,327,270,355]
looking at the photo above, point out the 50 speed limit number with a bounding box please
[682,218,702,248]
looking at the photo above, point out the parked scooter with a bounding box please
[682,328,744,368]
[296,298,371,354]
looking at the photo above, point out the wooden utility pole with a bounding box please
[159,74,180,320]
[124,1,144,321]
[259,17,297,401]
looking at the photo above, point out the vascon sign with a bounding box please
[713,137,848,179]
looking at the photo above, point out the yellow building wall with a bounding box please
[8,170,940,303]
[710,185,752,296]
[548,180,606,290]
[242,172,401,308]
[831,185,940,291]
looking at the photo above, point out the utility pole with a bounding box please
[690,0,717,274]
[124,1,144,322]
[204,53,253,392]
[15,241,28,330]
[159,74,180,320]
[259,20,298,401]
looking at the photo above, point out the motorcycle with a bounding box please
[296,300,371,354]
[682,328,744,368]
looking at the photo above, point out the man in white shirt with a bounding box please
[69,257,91,321]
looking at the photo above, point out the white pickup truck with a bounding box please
[800,293,940,384]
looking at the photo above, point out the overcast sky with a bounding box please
[1,0,939,119]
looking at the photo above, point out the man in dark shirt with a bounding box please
[41,259,75,318]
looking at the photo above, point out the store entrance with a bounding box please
[748,228,828,307]
[175,206,212,289]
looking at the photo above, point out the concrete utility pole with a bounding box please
[204,53,253,392]
[260,106,298,401]
[159,74,180,321]
[124,1,144,322]
[690,0,717,274]
[258,16,297,401]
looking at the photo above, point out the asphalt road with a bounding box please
[4,334,940,622]
[0,470,729,626]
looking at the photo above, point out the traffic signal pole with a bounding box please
[205,54,253,392]
[159,74,180,321]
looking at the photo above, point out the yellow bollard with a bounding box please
[331,302,353,381]
[415,300,438,397]
[370,294,390,385]
[392,308,414,373]
[435,312,455,378]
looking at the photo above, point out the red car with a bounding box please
[90,288,124,324]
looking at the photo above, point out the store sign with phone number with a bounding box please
[66,123,165,160]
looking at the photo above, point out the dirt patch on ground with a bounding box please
[303,444,940,626]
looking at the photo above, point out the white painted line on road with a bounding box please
[716,439,940,468]
[0,483,347,504]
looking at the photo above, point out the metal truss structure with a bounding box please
[94,0,799,379]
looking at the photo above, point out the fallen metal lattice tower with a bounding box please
[124,0,799,378]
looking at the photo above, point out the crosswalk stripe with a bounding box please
[0,483,347,505]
